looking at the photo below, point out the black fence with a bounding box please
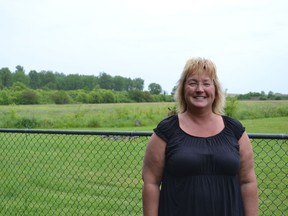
[0,129,287,216]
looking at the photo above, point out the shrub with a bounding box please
[51,91,71,104]
[225,97,239,118]
[20,89,39,104]
[15,117,39,128]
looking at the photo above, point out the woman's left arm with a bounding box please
[239,132,259,216]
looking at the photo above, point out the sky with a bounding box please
[0,0,287,94]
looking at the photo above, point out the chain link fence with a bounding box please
[0,129,287,216]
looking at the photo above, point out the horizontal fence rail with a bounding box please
[0,129,287,216]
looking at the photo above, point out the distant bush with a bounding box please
[20,89,39,104]
[52,91,71,104]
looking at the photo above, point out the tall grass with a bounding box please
[235,100,288,120]
[0,101,287,133]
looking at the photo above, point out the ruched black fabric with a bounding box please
[154,115,245,216]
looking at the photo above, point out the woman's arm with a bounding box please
[142,133,166,216]
[239,132,259,216]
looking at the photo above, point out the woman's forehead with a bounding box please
[186,71,213,80]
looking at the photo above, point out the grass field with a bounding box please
[0,100,287,133]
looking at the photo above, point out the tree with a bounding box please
[0,67,13,87]
[10,82,28,91]
[98,72,113,90]
[113,75,126,91]
[38,71,56,89]
[129,78,144,91]
[13,65,30,85]
[0,89,12,105]
[148,83,162,95]
[268,91,275,100]
[170,85,177,97]
[29,70,41,89]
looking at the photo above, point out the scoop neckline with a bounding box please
[176,114,226,139]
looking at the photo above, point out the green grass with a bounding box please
[0,101,287,133]
[241,117,288,134]
[235,100,288,119]
[0,133,147,215]
[0,103,171,129]
[0,132,287,215]
[252,139,288,215]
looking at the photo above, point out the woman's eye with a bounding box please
[203,83,211,87]
[189,82,197,86]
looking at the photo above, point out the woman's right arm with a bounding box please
[142,133,166,216]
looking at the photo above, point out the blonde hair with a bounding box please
[174,57,225,115]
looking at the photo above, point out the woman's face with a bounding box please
[184,73,216,111]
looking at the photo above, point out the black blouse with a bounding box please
[154,115,245,216]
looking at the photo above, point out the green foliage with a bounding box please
[13,66,30,85]
[51,91,71,104]
[167,104,177,116]
[234,101,288,120]
[10,82,28,91]
[128,90,153,102]
[20,89,39,104]
[0,67,13,87]
[101,89,116,103]
[1,66,147,92]
[237,91,288,100]
[15,117,39,128]
[0,101,287,132]
[224,96,239,118]
[0,89,12,105]
[88,89,104,103]
[148,83,162,95]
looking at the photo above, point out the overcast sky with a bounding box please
[1,0,287,94]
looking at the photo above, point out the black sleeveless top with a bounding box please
[154,115,245,216]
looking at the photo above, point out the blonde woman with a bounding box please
[142,57,258,216]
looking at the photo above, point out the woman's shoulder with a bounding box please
[158,114,178,126]
[222,115,243,127]
[153,114,179,142]
[222,115,245,140]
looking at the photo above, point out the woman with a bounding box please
[142,57,258,215]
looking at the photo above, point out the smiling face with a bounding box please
[175,57,225,114]
[184,72,216,111]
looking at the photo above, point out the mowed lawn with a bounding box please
[0,131,287,215]
[0,133,148,215]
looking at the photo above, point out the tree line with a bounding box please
[0,65,287,105]
[235,91,288,100]
[0,65,164,92]
[0,66,171,105]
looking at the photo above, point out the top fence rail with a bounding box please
[0,128,287,139]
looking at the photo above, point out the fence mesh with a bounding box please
[0,130,287,216]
